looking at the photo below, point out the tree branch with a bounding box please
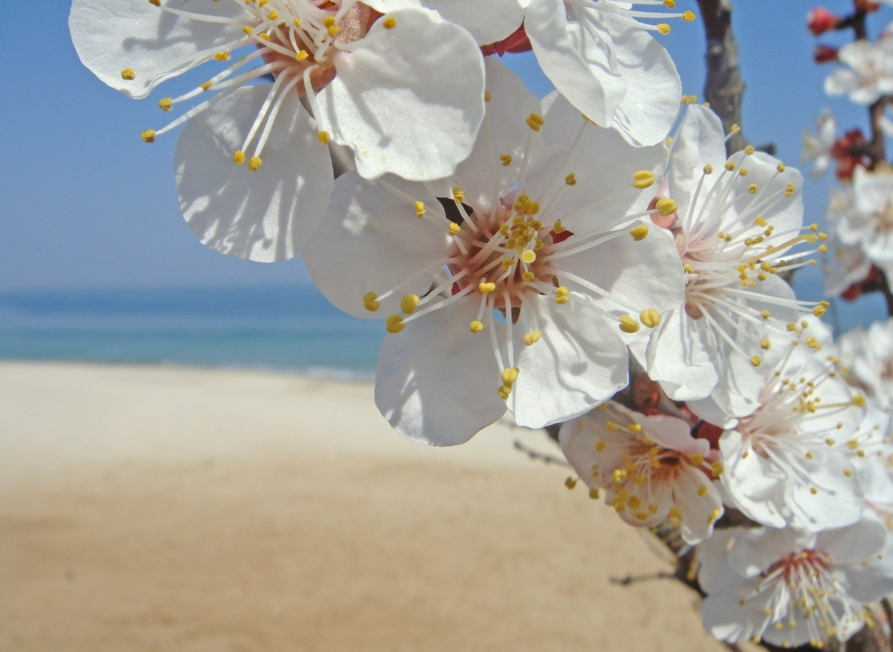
[696,0,748,155]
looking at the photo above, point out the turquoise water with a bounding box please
[0,276,886,378]
[0,286,384,379]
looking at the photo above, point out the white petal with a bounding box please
[697,529,742,595]
[646,308,720,401]
[784,452,863,532]
[429,58,543,215]
[525,0,626,128]
[674,466,723,544]
[719,430,787,529]
[597,17,682,147]
[302,171,449,318]
[69,0,248,99]
[669,105,728,220]
[175,84,333,262]
[508,295,629,428]
[824,69,859,97]
[818,518,887,565]
[320,8,485,181]
[701,576,773,644]
[524,93,669,232]
[555,221,684,330]
[375,299,505,446]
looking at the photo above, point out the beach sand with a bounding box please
[0,361,727,652]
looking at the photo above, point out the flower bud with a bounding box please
[807,7,841,35]
[812,44,838,63]
[854,0,880,13]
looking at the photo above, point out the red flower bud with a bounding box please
[808,7,841,35]
[813,44,839,63]
[854,0,881,13]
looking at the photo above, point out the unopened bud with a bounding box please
[808,7,841,35]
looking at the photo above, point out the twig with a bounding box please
[512,439,571,467]
[609,571,676,586]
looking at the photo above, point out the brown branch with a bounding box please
[696,0,748,155]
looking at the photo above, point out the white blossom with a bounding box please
[303,60,683,445]
[69,0,486,260]
[843,166,893,278]
[825,38,893,105]
[839,318,893,411]
[641,104,824,418]
[714,327,868,532]
[560,401,723,544]
[699,520,893,648]
[801,109,837,178]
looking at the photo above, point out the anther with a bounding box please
[524,330,542,346]
[362,291,380,312]
[141,129,156,143]
[214,51,231,62]
[655,198,677,216]
[640,309,660,328]
[415,201,426,218]
[657,23,671,34]
[318,131,330,145]
[501,368,520,386]
[233,151,246,165]
[619,315,640,334]
[452,187,465,203]
[385,314,405,334]
[485,90,492,102]
[500,154,512,167]
[382,16,397,29]
[248,156,262,172]
[525,113,544,131]
[401,295,420,315]
[751,356,762,367]
[470,321,483,334]
[158,97,173,111]
[632,170,655,189]
[448,223,461,236]
[565,477,577,490]
[744,145,755,155]
[682,10,695,20]
[629,224,649,241]
[520,250,536,264]
[554,287,570,305]
[479,282,496,293]
[761,339,771,350]
[704,164,713,174]
[121,68,136,80]
[725,161,736,172]
[565,173,577,186]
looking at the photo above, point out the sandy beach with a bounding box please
[0,361,726,652]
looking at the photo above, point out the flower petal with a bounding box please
[320,8,486,181]
[524,93,668,232]
[525,0,626,128]
[508,295,629,428]
[646,308,720,401]
[303,171,449,318]
[69,0,248,99]
[428,58,543,215]
[668,105,728,220]
[175,84,333,262]
[365,0,525,45]
[375,299,505,446]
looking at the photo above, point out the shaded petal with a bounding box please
[525,0,625,128]
[375,299,506,446]
[669,105,728,220]
[674,466,723,544]
[509,295,629,428]
[818,518,887,565]
[303,171,449,318]
[320,8,485,181]
[719,430,787,529]
[175,84,333,262]
[70,0,248,99]
[598,17,681,147]
[701,576,773,644]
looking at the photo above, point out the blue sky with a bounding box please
[0,0,889,325]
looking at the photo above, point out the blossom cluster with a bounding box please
[69,0,893,649]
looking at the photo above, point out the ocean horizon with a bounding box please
[0,285,384,381]
[0,274,886,380]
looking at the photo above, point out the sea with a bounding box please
[0,274,885,380]
[0,285,384,381]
